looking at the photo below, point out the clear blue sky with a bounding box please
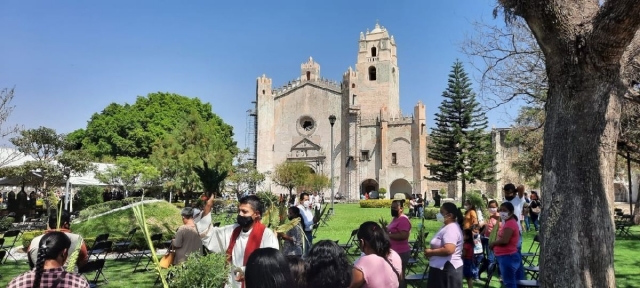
[0,0,517,149]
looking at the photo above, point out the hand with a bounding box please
[424,248,432,257]
[234,270,245,282]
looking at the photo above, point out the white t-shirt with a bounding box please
[297,204,315,231]
[508,196,525,231]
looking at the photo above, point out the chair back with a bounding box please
[94,233,110,243]
[92,240,113,251]
[2,230,20,238]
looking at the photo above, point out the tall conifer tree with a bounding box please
[427,60,496,204]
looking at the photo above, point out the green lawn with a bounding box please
[1,203,638,287]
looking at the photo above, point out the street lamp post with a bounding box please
[329,115,336,214]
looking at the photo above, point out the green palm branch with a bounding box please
[65,244,81,272]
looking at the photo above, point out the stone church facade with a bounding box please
[254,23,526,201]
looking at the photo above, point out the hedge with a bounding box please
[359,199,410,209]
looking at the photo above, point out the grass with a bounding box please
[0,203,638,287]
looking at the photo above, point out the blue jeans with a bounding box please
[496,253,523,288]
[524,216,531,231]
[304,231,313,256]
[417,206,424,218]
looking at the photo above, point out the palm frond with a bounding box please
[65,243,81,272]
[274,217,301,234]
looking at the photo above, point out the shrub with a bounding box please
[169,253,229,288]
[466,191,487,219]
[0,216,15,232]
[22,230,45,249]
[359,199,410,209]
[255,191,278,210]
[73,201,182,249]
[424,207,440,220]
[173,202,185,209]
[73,186,104,211]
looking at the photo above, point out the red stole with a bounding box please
[225,221,267,265]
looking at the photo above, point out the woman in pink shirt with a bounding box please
[489,202,523,288]
[349,222,402,288]
[387,200,412,287]
[424,202,464,288]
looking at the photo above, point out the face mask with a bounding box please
[505,195,515,201]
[436,213,445,223]
[391,209,399,217]
[489,208,498,213]
[499,212,510,220]
[303,200,310,207]
[464,205,470,210]
[237,215,254,228]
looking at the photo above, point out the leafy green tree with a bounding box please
[73,186,103,211]
[0,127,94,212]
[151,111,236,198]
[272,161,312,197]
[305,173,330,194]
[95,157,160,193]
[72,92,217,160]
[227,149,265,199]
[427,60,496,205]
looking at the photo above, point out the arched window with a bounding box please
[371,47,377,57]
[351,83,356,88]
[306,71,311,81]
[368,66,377,81]
[262,89,265,95]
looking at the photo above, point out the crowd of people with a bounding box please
[5,183,538,288]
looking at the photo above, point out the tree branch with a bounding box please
[591,0,640,61]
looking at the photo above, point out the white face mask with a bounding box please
[436,213,445,223]
[489,208,498,214]
[303,200,310,207]
[464,205,470,210]
[499,212,510,220]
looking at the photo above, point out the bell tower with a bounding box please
[354,22,400,118]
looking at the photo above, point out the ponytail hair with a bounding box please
[441,202,464,227]
[356,221,391,258]
[500,202,519,222]
[33,232,71,288]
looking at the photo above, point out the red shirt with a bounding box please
[494,218,520,256]
[463,242,474,259]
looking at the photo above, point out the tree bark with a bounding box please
[495,1,640,287]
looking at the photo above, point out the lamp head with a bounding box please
[329,115,337,126]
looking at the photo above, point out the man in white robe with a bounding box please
[196,195,279,288]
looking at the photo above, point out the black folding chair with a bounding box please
[88,241,112,260]
[405,265,429,288]
[337,229,358,255]
[79,259,108,284]
[132,233,163,273]
[0,230,21,263]
[114,228,137,260]
[0,250,6,277]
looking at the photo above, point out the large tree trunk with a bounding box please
[541,61,620,288]
[494,1,640,287]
